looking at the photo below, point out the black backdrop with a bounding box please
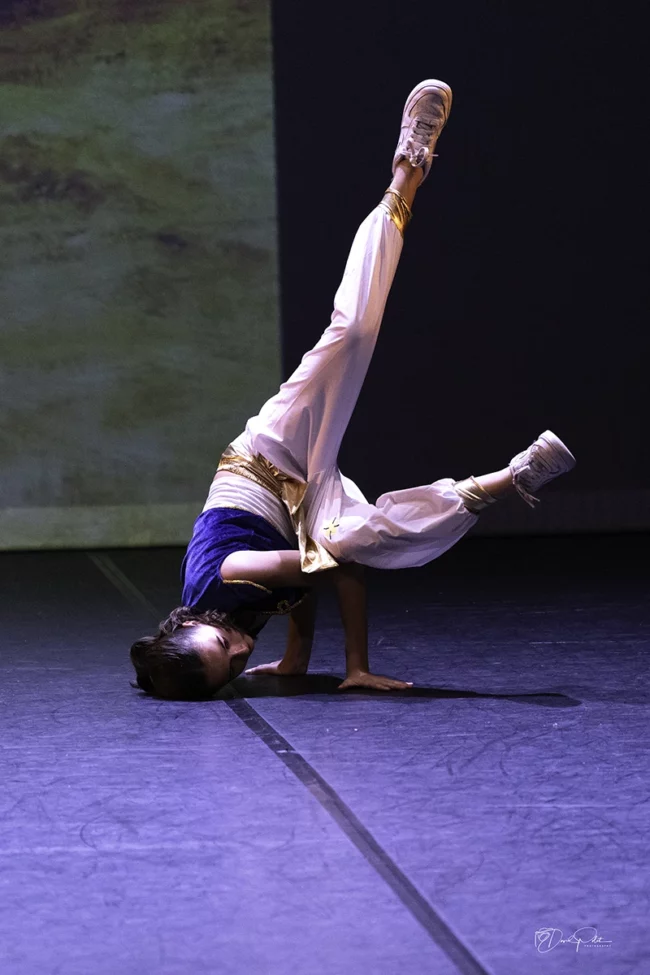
[271,1,648,534]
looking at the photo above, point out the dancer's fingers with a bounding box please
[244,660,283,675]
[337,673,413,692]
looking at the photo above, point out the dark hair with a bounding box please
[130,606,239,701]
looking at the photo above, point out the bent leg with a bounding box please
[238,202,404,482]
[308,444,569,570]
[314,475,480,570]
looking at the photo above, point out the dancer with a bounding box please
[130,80,576,700]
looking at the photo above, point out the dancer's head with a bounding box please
[130,607,255,700]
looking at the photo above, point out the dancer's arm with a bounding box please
[221,549,316,588]
[332,564,412,692]
[222,551,412,690]
[245,592,317,676]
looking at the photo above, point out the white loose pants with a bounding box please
[233,205,478,570]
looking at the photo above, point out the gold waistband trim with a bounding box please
[215,445,338,574]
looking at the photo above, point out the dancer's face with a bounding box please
[180,621,255,689]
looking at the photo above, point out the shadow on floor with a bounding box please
[222,674,582,708]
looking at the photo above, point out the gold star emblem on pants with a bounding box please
[322,517,340,540]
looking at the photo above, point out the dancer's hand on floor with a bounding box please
[244,659,309,677]
[337,670,413,692]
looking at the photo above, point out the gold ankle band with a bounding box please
[379,187,413,237]
[454,476,499,514]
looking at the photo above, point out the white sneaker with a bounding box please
[510,430,577,508]
[392,79,453,182]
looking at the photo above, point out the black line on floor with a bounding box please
[98,552,491,975]
[226,695,491,975]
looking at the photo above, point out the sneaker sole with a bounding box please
[402,79,453,126]
[538,430,577,472]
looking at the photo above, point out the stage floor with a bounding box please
[1,534,647,975]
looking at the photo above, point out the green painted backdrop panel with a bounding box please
[0,0,279,548]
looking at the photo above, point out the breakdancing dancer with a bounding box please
[130,80,576,700]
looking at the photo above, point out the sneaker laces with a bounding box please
[403,116,441,167]
[510,442,548,508]
[512,476,540,509]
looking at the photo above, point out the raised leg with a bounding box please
[238,163,423,482]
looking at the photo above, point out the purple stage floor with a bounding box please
[1,534,647,975]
